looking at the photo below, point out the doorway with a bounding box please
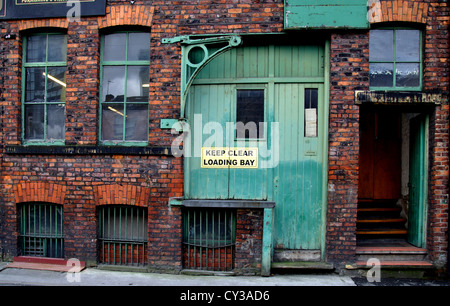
[357,107,428,248]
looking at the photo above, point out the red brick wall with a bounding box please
[422,0,449,267]
[327,32,368,264]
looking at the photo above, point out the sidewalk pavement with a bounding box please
[0,262,356,286]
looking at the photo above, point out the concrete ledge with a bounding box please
[182,199,276,209]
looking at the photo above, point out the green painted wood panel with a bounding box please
[273,83,324,250]
[185,42,327,251]
[408,114,428,248]
[285,0,369,29]
[194,44,324,81]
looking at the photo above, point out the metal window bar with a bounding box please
[98,205,147,266]
[19,202,64,258]
[183,208,236,271]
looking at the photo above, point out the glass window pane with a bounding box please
[103,33,126,61]
[305,89,318,138]
[25,67,45,102]
[236,89,265,139]
[24,104,45,140]
[26,35,46,63]
[396,30,420,62]
[396,63,420,87]
[46,67,67,102]
[128,33,150,61]
[369,63,394,87]
[102,66,125,102]
[47,35,67,62]
[369,30,394,62]
[126,66,150,102]
[125,104,148,141]
[102,103,124,141]
[47,104,65,140]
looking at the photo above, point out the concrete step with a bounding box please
[356,260,434,269]
[356,246,428,262]
[271,261,334,271]
[6,256,85,272]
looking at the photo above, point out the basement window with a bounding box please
[18,202,64,258]
[98,205,148,266]
[183,208,236,271]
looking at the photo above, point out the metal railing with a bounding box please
[19,202,64,258]
[98,205,147,266]
[183,208,236,271]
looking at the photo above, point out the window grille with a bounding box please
[18,202,64,258]
[98,205,147,266]
[183,208,236,271]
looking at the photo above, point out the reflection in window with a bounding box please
[23,34,67,144]
[305,88,318,138]
[369,29,421,90]
[100,32,150,144]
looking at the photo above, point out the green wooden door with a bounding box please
[184,84,268,199]
[184,40,328,252]
[408,114,428,248]
[273,83,325,250]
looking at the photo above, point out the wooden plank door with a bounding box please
[273,83,325,250]
[408,114,428,247]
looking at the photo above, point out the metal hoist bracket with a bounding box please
[162,35,242,124]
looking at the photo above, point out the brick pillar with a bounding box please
[327,32,369,265]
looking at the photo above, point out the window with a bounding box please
[22,33,67,144]
[369,29,422,90]
[100,32,150,145]
[98,205,147,266]
[304,88,318,137]
[18,202,64,258]
[183,208,236,271]
[236,89,265,139]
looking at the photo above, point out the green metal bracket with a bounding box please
[261,207,274,277]
[160,118,183,132]
[162,35,243,119]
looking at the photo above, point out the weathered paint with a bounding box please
[284,0,369,29]
[273,83,325,250]
[184,39,329,271]
[261,207,274,276]
[355,90,444,105]
[408,114,428,248]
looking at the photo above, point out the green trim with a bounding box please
[99,31,150,146]
[320,40,331,260]
[21,33,67,146]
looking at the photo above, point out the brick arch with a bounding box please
[14,181,67,205]
[93,184,151,206]
[18,18,69,31]
[97,5,155,29]
[369,0,429,24]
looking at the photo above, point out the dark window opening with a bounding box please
[236,89,265,139]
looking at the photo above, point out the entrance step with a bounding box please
[356,246,428,262]
[357,200,407,239]
[355,245,432,269]
[356,260,434,269]
[6,256,86,272]
[271,261,334,271]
